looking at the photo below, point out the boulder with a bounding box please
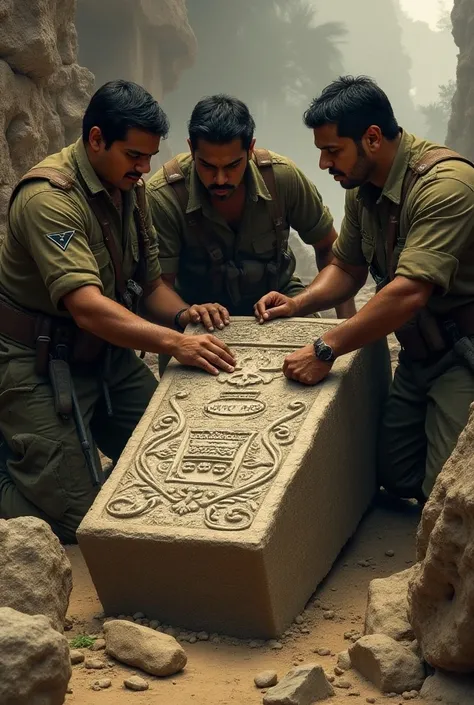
[263,664,334,704]
[420,670,474,704]
[104,619,187,676]
[0,517,72,632]
[0,606,71,705]
[0,0,93,241]
[365,568,415,643]
[349,634,425,694]
[408,404,474,671]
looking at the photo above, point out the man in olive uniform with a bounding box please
[255,75,474,502]
[0,80,235,543]
[146,95,356,334]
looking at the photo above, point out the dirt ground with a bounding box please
[64,493,430,705]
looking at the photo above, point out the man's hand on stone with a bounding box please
[172,334,236,376]
[180,303,230,332]
[283,344,333,385]
[254,291,298,324]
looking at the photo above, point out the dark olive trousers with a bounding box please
[0,338,158,543]
[378,352,474,499]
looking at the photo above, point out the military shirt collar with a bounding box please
[185,156,272,213]
[72,138,107,196]
[357,129,414,206]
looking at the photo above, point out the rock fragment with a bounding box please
[254,670,278,688]
[365,569,415,644]
[70,649,85,665]
[124,676,149,691]
[263,664,334,704]
[104,619,187,677]
[349,634,425,694]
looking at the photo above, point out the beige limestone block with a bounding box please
[78,318,391,638]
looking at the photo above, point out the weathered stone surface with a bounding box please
[365,568,415,644]
[263,665,334,704]
[336,651,351,671]
[78,318,391,638]
[124,675,149,691]
[0,606,71,705]
[76,0,196,97]
[0,0,93,241]
[0,516,72,632]
[104,619,187,676]
[349,634,425,694]
[408,403,474,671]
[70,649,85,665]
[447,0,474,160]
[420,670,474,704]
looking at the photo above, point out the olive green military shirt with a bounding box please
[0,139,161,317]
[146,150,333,277]
[333,130,474,314]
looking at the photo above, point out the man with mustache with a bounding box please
[146,94,355,340]
[0,80,235,543]
[255,75,474,502]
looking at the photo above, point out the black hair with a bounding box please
[82,80,170,147]
[188,94,256,150]
[304,75,400,141]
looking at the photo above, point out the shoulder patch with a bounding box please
[46,230,75,251]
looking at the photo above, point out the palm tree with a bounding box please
[162,0,346,155]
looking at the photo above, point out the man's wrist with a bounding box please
[313,336,336,363]
[174,307,189,331]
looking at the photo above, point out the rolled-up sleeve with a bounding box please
[332,190,367,266]
[396,178,474,293]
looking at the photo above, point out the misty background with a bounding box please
[157,0,456,281]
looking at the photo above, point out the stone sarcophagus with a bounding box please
[78,318,391,638]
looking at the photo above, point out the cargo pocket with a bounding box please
[252,231,277,259]
[8,433,69,521]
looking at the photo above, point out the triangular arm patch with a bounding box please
[46,230,75,251]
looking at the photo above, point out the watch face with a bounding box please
[319,345,333,362]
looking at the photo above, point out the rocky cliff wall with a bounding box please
[447,0,474,159]
[0,0,94,240]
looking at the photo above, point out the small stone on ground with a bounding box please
[70,649,84,665]
[254,670,278,688]
[124,675,149,691]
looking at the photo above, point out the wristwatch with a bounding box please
[174,308,189,332]
[313,337,336,363]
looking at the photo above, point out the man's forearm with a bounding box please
[65,286,183,355]
[322,277,433,357]
[293,263,364,317]
[143,278,188,328]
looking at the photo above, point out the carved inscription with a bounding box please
[205,392,266,418]
[106,391,306,531]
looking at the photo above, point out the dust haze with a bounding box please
[161,0,457,242]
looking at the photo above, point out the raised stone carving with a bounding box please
[78,318,391,638]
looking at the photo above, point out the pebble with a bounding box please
[70,650,85,665]
[326,675,335,683]
[132,612,145,621]
[268,640,283,650]
[124,676,149,692]
[149,620,160,629]
[93,679,111,689]
[165,627,178,637]
[348,693,361,697]
[197,631,209,641]
[316,648,331,656]
[385,550,395,558]
[188,636,197,644]
[335,680,352,689]
[66,687,73,694]
[84,658,106,670]
[323,610,335,620]
[254,670,278,688]
[358,560,370,567]
[366,699,376,704]
[334,666,345,676]
[295,615,304,624]
[300,627,310,634]
[90,638,106,652]
[117,615,126,620]
[211,636,221,645]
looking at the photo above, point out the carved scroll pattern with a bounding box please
[106,391,306,531]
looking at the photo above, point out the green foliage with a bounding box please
[420,80,456,143]
[69,634,97,649]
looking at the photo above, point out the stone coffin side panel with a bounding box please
[78,318,391,638]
